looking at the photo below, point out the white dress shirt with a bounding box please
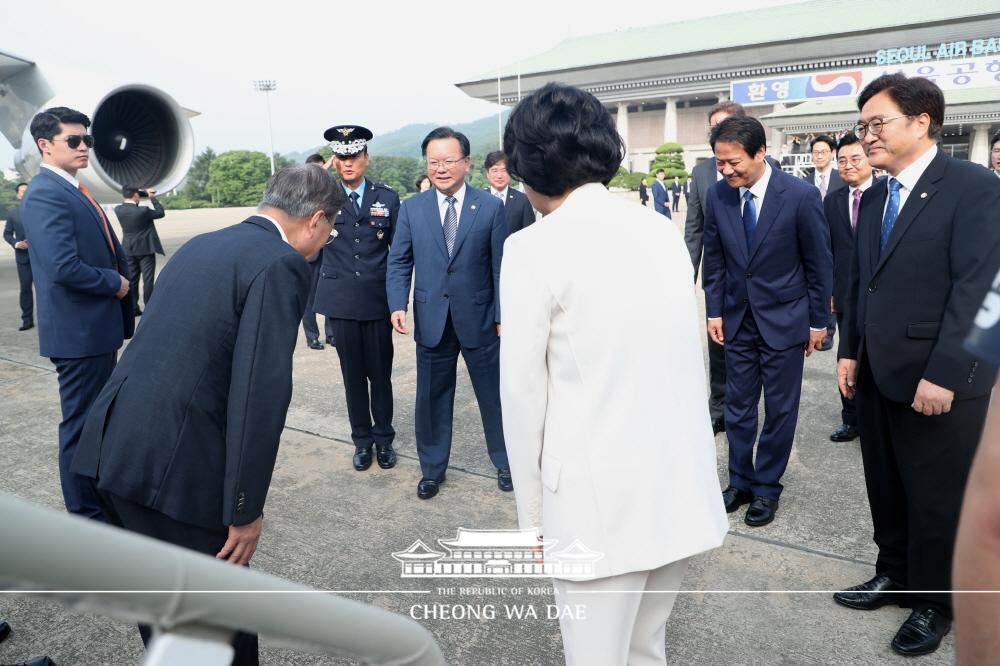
[883,144,938,219]
[847,175,874,221]
[40,163,79,188]
[257,213,290,245]
[489,186,508,204]
[436,183,467,227]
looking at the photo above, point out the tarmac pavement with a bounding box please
[0,200,954,664]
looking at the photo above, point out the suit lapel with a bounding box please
[424,190,449,260]
[747,172,786,262]
[720,184,748,265]
[449,186,480,264]
[873,152,946,276]
[861,179,887,276]
[833,187,852,238]
[43,170,118,260]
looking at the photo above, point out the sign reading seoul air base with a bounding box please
[731,54,1000,106]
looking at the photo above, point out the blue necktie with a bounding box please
[880,178,902,256]
[349,191,360,214]
[742,190,757,250]
[443,196,458,256]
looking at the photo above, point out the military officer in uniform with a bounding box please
[313,125,400,472]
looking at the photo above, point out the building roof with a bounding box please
[391,540,444,561]
[438,528,545,549]
[762,85,1000,119]
[475,0,1000,79]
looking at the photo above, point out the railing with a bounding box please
[0,493,445,666]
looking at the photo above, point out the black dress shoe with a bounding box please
[353,446,373,471]
[18,322,33,331]
[326,335,336,346]
[819,335,833,351]
[417,477,444,500]
[744,496,779,526]
[19,658,55,666]
[307,339,324,350]
[891,608,951,656]
[830,423,859,442]
[712,418,726,435]
[833,574,902,610]
[722,485,753,513]
[376,444,397,469]
[0,620,10,642]
[497,468,513,492]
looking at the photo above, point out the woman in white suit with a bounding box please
[499,82,728,666]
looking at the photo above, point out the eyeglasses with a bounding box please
[53,134,95,149]
[487,166,508,175]
[426,157,466,170]
[853,115,909,139]
[992,147,1000,154]
[837,155,867,168]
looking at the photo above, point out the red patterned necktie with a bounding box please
[78,182,116,256]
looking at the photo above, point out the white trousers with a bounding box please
[552,558,689,666]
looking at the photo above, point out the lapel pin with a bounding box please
[920,192,927,198]
[471,204,477,210]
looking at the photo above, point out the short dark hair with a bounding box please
[421,127,470,158]
[122,185,140,198]
[707,101,747,124]
[30,106,91,154]
[811,135,836,152]
[857,73,944,139]
[15,182,28,192]
[415,174,430,191]
[710,116,767,156]
[305,153,325,164]
[991,129,1000,146]
[836,134,861,153]
[484,151,507,171]
[655,169,665,175]
[503,82,623,197]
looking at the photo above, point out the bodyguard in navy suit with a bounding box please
[314,124,400,472]
[387,127,510,499]
[73,165,340,664]
[20,107,134,522]
[484,150,535,234]
[651,169,671,219]
[702,116,832,527]
[3,182,33,330]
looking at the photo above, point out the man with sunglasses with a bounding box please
[20,106,133,522]
[835,74,1000,656]
[313,125,400,473]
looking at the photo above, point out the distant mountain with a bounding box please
[283,112,509,162]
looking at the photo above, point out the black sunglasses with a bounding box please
[54,134,95,149]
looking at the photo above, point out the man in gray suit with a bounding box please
[113,186,165,316]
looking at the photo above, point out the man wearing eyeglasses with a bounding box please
[824,134,878,445]
[20,106,133,522]
[483,150,535,235]
[387,127,511,500]
[835,74,1000,657]
[990,129,1000,176]
[313,124,401,473]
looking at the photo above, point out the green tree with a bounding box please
[206,150,271,206]
[182,147,216,202]
[648,142,688,182]
[0,172,19,220]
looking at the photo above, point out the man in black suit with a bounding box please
[3,182,33,330]
[823,134,877,443]
[73,165,342,664]
[114,185,165,316]
[301,153,336,350]
[684,100,756,435]
[803,135,843,350]
[835,74,1000,656]
[670,176,681,212]
[484,150,535,234]
[638,177,649,207]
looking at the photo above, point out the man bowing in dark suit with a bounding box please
[824,134,877,443]
[484,150,535,234]
[702,116,832,528]
[387,127,511,499]
[20,106,134,522]
[3,182,33,330]
[73,165,341,664]
[835,74,1000,657]
[114,185,165,316]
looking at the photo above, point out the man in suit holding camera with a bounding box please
[114,186,165,316]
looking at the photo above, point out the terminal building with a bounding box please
[456,0,1000,175]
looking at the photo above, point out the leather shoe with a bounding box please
[0,620,10,642]
[833,574,902,610]
[308,339,324,350]
[18,322,33,331]
[712,418,726,435]
[819,335,833,351]
[417,477,444,500]
[353,446,373,471]
[830,423,859,442]
[20,658,55,666]
[326,335,336,346]
[744,496,778,526]
[376,444,397,469]
[722,485,753,513]
[497,468,513,492]
[891,608,951,656]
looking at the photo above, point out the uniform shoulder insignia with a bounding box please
[377,182,394,191]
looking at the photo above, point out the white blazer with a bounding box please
[499,183,728,580]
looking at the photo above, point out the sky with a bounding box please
[0,0,806,170]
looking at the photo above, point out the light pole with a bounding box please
[253,79,277,175]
